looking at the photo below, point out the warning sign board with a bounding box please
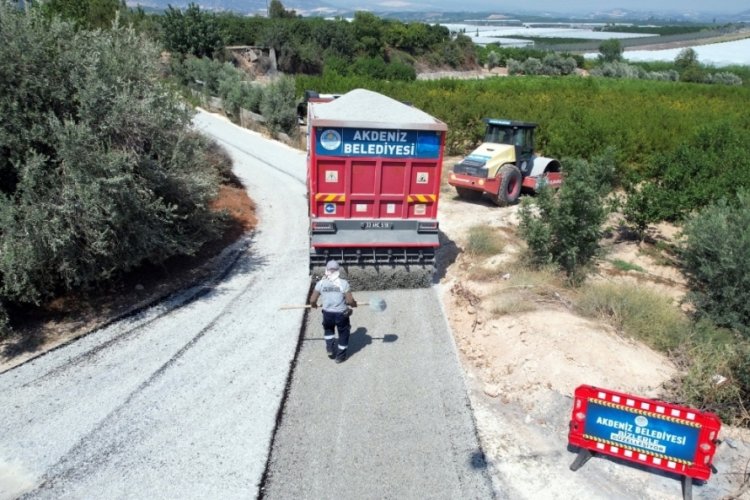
[568,385,721,481]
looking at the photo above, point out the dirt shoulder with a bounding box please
[436,158,750,498]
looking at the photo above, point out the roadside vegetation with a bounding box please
[296,74,750,165]
[592,41,744,85]
[2,0,749,425]
[0,2,229,340]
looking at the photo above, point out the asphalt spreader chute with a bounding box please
[310,263,435,290]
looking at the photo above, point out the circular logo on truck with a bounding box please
[324,203,336,214]
[635,416,649,428]
[320,129,342,151]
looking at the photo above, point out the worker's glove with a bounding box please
[309,302,317,309]
[344,307,353,317]
[349,299,358,308]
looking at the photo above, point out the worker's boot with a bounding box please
[334,345,348,364]
[325,336,336,359]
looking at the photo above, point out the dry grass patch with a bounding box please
[466,263,509,282]
[465,225,507,257]
[575,282,688,351]
[488,295,536,317]
[484,264,567,317]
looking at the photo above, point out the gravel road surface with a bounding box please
[0,111,309,498]
[0,110,493,499]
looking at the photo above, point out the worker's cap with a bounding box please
[326,260,340,271]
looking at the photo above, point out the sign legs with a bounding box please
[569,448,593,471]
[682,475,692,500]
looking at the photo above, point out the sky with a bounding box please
[336,1,747,14]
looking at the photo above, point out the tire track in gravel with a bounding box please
[0,110,310,499]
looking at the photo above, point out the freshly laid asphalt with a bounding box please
[261,287,495,499]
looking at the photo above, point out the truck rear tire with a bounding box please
[495,164,522,206]
[455,187,483,201]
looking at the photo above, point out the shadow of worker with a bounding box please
[346,327,398,359]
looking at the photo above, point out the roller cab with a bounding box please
[448,119,562,206]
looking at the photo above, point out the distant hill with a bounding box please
[125,1,750,23]
[126,0,338,16]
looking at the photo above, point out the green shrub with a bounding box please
[505,54,578,76]
[541,53,578,75]
[0,6,222,304]
[159,4,223,59]
[350,56,388,79]
[241,84,264,114]
[591,61,678,82]
[384,61,416,81]
[729,342,750,414]
[477,45,559,67]
[598,38,623,62]
[507,58,523,75]
[591,61,645,79]
[176,56,225,94]
[40,0,123,30]
[519,152,615,283]
[577,282,750,424]
[522,57,542,75]
[622,181,663,241]
[0,301,10,339]
[704,72,743,86]
[486,50,500,69]
[647,70,679,81]
[323,54,352,76]
[644,121,750,221]
[681,191,750,338]
[260,75,298,137]
[519,156,611,283]
[680,65,705,83]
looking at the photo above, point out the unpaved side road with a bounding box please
[0,111,310,498]
[261,288,496,499]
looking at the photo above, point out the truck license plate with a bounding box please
[363,222,392,229]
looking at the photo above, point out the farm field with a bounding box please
[445,23,658,47]
[620,37,750,66]
[444,21,750,66]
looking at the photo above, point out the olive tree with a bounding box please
[519,151,616,284]
[598,38,623,63]
[681,191,750,337]
[260,75,298,137]
[0,4,222,305]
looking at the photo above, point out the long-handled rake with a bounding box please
[279,297,387,312]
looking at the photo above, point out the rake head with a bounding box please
[364,297,387,312]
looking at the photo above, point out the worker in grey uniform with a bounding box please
[309,260,357,363]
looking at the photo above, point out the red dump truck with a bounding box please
[306,89,448,288]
